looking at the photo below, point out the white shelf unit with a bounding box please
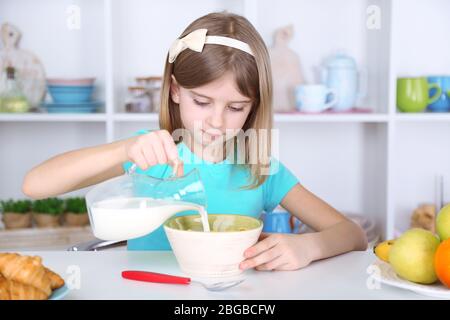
[1,0,449,241]
[0,114,108,122]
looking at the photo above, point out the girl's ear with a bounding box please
[170,75,180,104]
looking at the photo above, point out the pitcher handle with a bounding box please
[324,88,338,109]
[428,83,442,105]
[126,159,183,177]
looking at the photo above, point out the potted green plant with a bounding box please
[64,197,89,227]
[1,199,32,229]
[32,198,64,228]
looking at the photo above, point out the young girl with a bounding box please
[22,12,367,271]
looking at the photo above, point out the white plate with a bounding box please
[49,284,70,300]
[370,260,450,299]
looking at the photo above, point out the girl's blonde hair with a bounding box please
[159,12,273,189]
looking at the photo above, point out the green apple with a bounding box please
[437,204,450,241]
[389,228,440,284]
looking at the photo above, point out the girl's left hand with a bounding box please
[239,232,315,271]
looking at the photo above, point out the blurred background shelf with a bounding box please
[1,0,449,246]
[112,112,390,123]
[273,113,389,123]
[4,112,450,123]
[0,113,108,122]
[113,113,158,122]
[394,113,450,123]
[0,226,96,251]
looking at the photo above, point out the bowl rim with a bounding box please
[48,85,94,89]
[163,213,263,234]
[47,77,96,82]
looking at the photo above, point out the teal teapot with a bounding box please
[320,52,366,111]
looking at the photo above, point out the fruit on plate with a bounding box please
[374,239,396,262]
[435,238,450,288]
[389,228,440,284]
[436,204,450,241]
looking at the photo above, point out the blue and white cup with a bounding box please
[295,84,338,112]
[427,76,450,112]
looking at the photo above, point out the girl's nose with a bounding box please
[208,107,224,129]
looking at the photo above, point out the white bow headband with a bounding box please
[168,28,254,63]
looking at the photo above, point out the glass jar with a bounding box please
[125,86,151,113]
[135,76,162,113]
[0,66,29,113]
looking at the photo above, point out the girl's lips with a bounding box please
[202,129,223,138]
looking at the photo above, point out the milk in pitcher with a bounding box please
[89,197,209,241]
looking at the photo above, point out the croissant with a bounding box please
[0,253,52,296]
[0,275,8,300]
[0,275,49,300]
[45,267,65,290]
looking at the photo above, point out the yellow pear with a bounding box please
[436,204,450,241]
[389,228,440,284]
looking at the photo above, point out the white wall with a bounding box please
[391,0,450,77]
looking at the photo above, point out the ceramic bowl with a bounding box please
[164,214,263,278]
[48,85,94,103]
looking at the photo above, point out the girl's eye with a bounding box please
[228,105,244,112]
[193,99,210,107]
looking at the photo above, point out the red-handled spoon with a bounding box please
[121,270,244,291]
[122,270,190,285]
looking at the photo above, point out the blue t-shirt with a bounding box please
[122,129,299,250]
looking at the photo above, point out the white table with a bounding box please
[15,250,439,300]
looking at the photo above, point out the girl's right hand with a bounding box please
[125,130,184,176]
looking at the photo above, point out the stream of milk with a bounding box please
[89,197,209,241]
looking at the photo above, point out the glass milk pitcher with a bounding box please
[85,167,207,241]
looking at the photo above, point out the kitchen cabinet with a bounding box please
[0,0,449,241]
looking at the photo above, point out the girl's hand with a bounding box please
[239,232,315,271]
[125,130,183,176]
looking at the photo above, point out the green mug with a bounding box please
[397,77,442,112]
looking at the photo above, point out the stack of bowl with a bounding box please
[43,78,102,113]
